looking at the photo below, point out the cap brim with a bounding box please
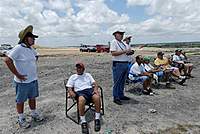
[31,34,38,38]
[113,31,125,35]
[75,63,84,68]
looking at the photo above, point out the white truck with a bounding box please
[0,44,13,56]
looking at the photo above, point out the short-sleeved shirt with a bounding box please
[110,39,130,61]
[180,54,186,61]
[172,54,181,62]
[154,57,171,70]
[7,43,38,83]
[154,57,169,66]
[143,63,154,72]
[66,73,95,92]
[128,62,145,80]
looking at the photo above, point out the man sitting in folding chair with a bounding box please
[66,62,101,134]
[128,55,154,95]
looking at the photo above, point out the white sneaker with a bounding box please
[18,118,31,129]
[149,92,154,96]
[179,76,186,79]
[31,113,44,122]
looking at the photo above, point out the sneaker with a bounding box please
[142,90,150,95]
[94,119,101,132]
[149,92,154,96]
[178,78,186,85]
[81,122,89,134]
[18,118,31,129]
[31,113,44,122]
[179,76,186,79]
[113,99,122,105]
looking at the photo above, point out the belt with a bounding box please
[113,61,128,64]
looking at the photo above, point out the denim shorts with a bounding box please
[14,80,39,103]
[155,71,164,77]
[76,88,94,102]
[134,76,149,83]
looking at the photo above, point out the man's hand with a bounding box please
[68,90,76,98]
[16,74,27,81]
[93,87,99,96]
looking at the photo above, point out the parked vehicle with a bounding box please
[80,44,96,52]
[0,44,13,56]
[80,45,88,52]
[96,45,110,53]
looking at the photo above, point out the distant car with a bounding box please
[80,45,88,52]
[0,44,13,56]
[80,45,96,52]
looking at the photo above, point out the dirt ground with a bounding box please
[0,48,200,134]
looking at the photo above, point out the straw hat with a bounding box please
[18,25,38,44]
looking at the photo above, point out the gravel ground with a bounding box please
[0,49,200,134]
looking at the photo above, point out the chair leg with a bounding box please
[65,91,68,117]
[77,102,80,124]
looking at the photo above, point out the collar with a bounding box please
[20,43,31,49]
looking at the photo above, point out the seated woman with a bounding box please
[66,62,101,134]
[128,55,153,95]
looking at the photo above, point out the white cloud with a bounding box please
[75,0,129,24]
[0,0,199,46]
[126,0,152,6]
[125,0,200,37]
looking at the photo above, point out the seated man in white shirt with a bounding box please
[128,55,153,95]
[172,49,193,77]
[143,56,175,89]
[66,63,101,134]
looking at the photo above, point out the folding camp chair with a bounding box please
[125,63,142,91]
[64,80,104,124]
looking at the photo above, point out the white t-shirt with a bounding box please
[128,62,145,80]
[66,73,95,92]
[180,54,186,61]
[110,39,130,61]
[143,63,154,72]
[7,43,38,83]
[172,54,181,62]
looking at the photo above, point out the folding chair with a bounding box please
[125,63,142,91]
[64,79,104,124]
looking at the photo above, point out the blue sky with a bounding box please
[0,0,199,47]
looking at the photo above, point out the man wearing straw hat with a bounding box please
[4,25,43,129]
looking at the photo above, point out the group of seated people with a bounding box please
[65,50,193,134]
[128,50,193,95]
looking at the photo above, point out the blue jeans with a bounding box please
[112,61,128,100]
